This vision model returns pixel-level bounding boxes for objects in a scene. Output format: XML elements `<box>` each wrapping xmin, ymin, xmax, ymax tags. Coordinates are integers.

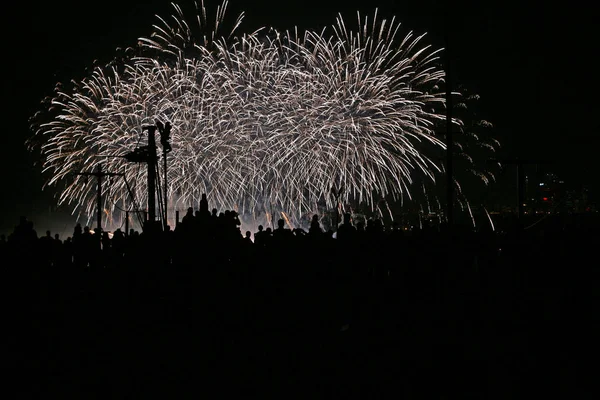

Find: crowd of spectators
<box><xmin>2</xmin><ymin>196</ymin><xmax>597</xmax><ymax>397</ymax></box>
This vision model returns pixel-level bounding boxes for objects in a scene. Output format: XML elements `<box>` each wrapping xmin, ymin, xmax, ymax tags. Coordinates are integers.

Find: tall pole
<box><xmin>163</xmin><ymin>149</ymin><xmax>168</xmax><ymax>230</ymax></box>
<box><xmin>147</xmin><ymin>126</ymin><xmax>157</xmax><ymax>224</ymax></box>
<box><xmin>156</xmin><ymin>120</ymin><xmax>172</xmax><ymax>231</ymax></box>
<box><xmin>76</xmin><ymin>165</ymin><xmax>122</xmax><ymax>233</ymax></box>
<box><xmin>96</xmin><ymin>164</ymin><xmax>103</xmax><ymax>232</ymax></box>
<box><xmin>445</xmin><ymin>19</ymin><xmax>454</xmax><ymax>227</ymax></box>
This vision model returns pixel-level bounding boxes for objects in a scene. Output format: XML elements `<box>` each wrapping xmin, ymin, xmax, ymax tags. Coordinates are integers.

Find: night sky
<box><xmin>1</xmin><ymin>0</ymin><xmax>597</xmax><ymax>235</ymax></box>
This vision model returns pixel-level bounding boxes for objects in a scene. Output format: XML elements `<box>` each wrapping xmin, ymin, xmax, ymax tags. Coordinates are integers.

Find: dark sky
<box><xmin>1</xmin><ymin>0</ymin><xmax>597</xmax><ymax>234</ymax></box>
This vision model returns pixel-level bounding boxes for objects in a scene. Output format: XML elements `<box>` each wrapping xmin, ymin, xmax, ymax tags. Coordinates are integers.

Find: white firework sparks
<box><xmin>29</xmin><ymin>1</ymin><xmax>497</xmax><ymax>229</ymax></box>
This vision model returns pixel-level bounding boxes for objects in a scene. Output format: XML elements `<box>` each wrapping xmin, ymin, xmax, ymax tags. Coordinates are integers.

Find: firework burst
<box><xmin>29</xmin><ymin>1</ymin><xmax>497</xmax><ymax>229</ymax></box>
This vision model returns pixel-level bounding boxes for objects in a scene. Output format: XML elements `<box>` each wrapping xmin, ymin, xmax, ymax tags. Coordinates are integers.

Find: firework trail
<box><xmin>29</xmin><ymin>1</ymin><xmax>498</xmax><ymax>229</ymax></box>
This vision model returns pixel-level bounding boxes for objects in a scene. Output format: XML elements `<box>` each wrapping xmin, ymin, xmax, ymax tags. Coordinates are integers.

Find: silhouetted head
<box><xmin>54</xmin><ymin>233</ymin><xmax>60</xmax><ymax>240</ymax></box>
<box><xmin>343</xmin><ymin>213</ymin><xmax>351</xmax><ymax>224</ymax></box>
<box><xmin>84</xmin><ymin>226</ymin><xmax>90</xmax><ymax>233</ymax></box>
<box><xmin>266</xmin><ymin>228</ymin><xmax>272</xmax><ymax>234</ymax></box>
<box><xmin>202</xmin><ymin>193</ymin><xmax>207</xmax><ymax>200</ymax></box>
<box><xmin>245</xmin><ymin>231</ymin><xmax>251</xmax><ymax>238</ymax></box>
<box><xmin>212</xmin><ymin>208</ymin><xmax>217</xmax><ymax>216</ymax></box>
<box><xmin>258</xmin><ymin>225</ymin><xmax>263</xmax><ymax>232</ymax></box>
<box><xmin>46</xmin><ymin>230</ymin><xmax>51</xmax><ymax>237</ymax></box>
<box><xmin>278</xmin><ymin>219</ymin><xmax>285</xmax><ymax>228</ymax></box>
<box><xmin>187</xmin><ymin>207</ymin><xmax>194</xmax><ymax>215</ymax></box>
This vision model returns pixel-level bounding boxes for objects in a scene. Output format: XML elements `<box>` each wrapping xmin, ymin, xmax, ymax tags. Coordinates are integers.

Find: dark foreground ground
<box><xmin>3</xmin><ymin>230</ymin><xmax>599</xmax><ymax>398</ymax></box>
